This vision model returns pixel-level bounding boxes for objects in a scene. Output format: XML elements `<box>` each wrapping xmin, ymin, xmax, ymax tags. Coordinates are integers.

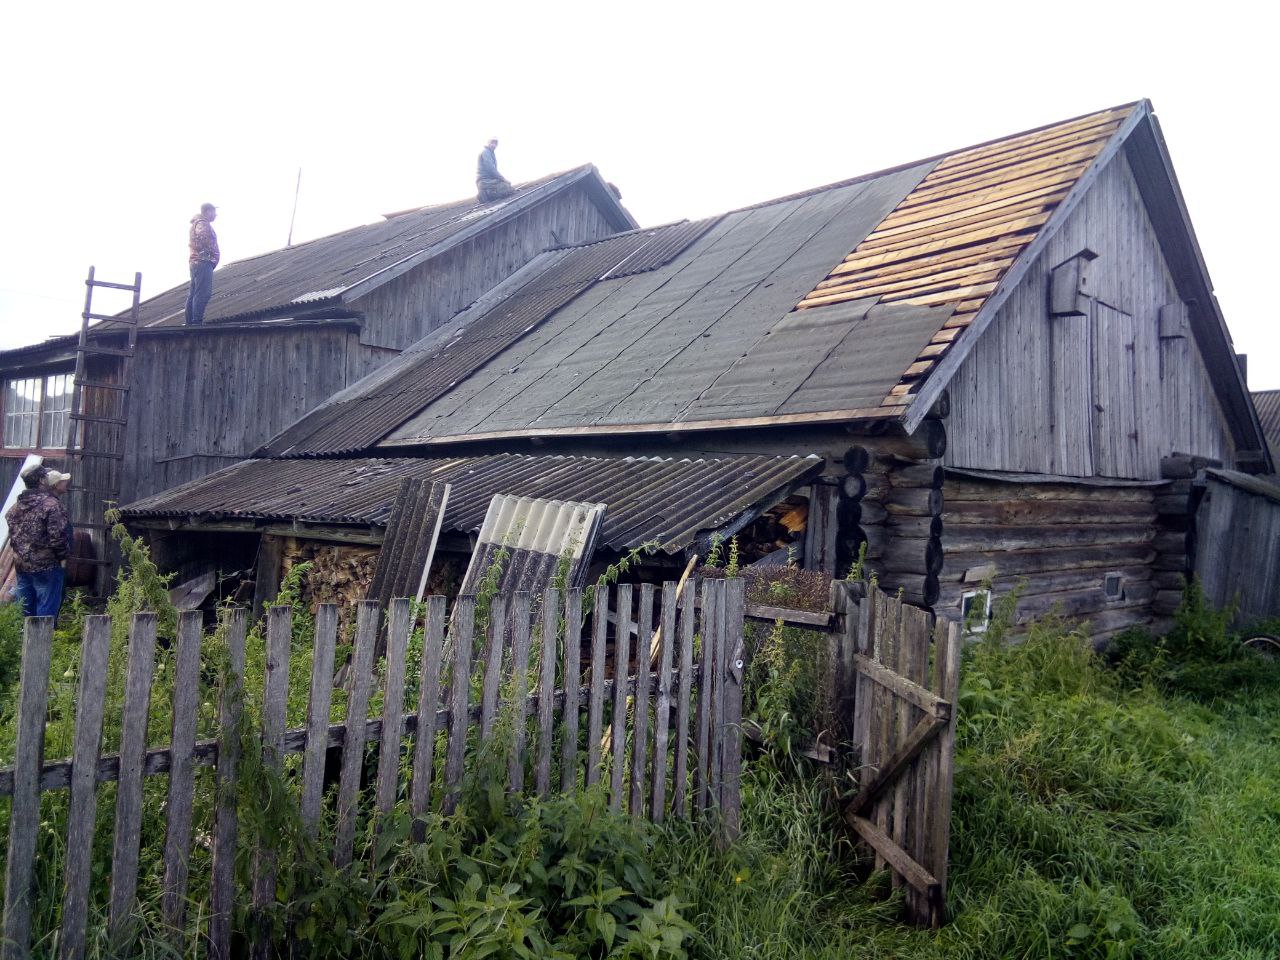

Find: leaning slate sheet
<box><xmin>458</xmin><ymin>495</ymin><xmax>606</xmax><ymax>598</ymax></box>
<box><xmin>366</xmin><ymin>478</ymin><xmax>450</xmax><ymax>607</ymax></box>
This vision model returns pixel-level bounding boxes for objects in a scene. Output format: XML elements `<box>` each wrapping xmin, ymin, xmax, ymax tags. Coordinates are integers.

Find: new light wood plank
<box><xmin>335</xmin><ymin>602</ymin><xmax>378</xmax><ymax>866</ymax></box>
<box><xmin>253</xmin><ymin>605</ymin><xmax>292</xmax><ymax>956</ymax></box>
<box><xmin>480</xmin><ymin>594</ymin><xmax>507</xmax><ymax>740</ymax></box>
<box><xmin>107</xmin><ymin>612</ymin><xmax>158</xmax><ymax>943</ymax></box>
<box><xmin>58</xmin><ymin>616</ymin><xmax>110</xmax><ymax>960</ymax></box>
<box><xmin>443</xmin><ymin>598</ymin><xmax>476</xmax><ymax>813</ymax></box>
<box><xmin>161</xmin><ymin>611</ymin><xmax>204</xmax><ymax>936</ymax></box>
<box><xmin>629</xmin><ymin>584</ymin><xmax>655</xmax><ymax>817</ymax></box>
<box><xmin>209</xmin><ymin>609</ymin><xmax>247</xmax><ymax>960</ymax></box>
<box><xmin>507</xmin><ymin>591</ymin><xmax>533</xmax><ymax>794</ymax></box>
<box><xmin>671</xmin><ymin>583</ymin><xmax>695</xmax><ymax>819</ymax></box>
<box><xmin>586</xmin><ymin>585</ymin><xmax>608</xmax><ymax>788</ymax></box>
<box><xmin>411</xmin><ymin>595</ymin><xmax>446</xmax><ymax>835</ymax></box>
<box><xmin>650</xmin><ymin>582</ymin><xmax>677</xmax><ymax>823</ymax></box>
<box><xmin>375</xmin><ymin>598</ymin><xmax>413</xmax><ymax>817</ymax></box>
<box><xmin>301</xmin><ymin>604</ymin><xmax>339</xmax><ymax>836</ymax></box>
<box><xmin>609</xmin><ymin>584</ymin><xmax>632</xmax><ymax>811</ymax></box>
<box><xmin>559</xmin><ymin>589</ymin><xmax>583</xmax><ymax>793</ymax></box>
<box><xmin>535</xmin><ymin>588</ymin><xmax>560</xmax><ymax>797</ymax></box>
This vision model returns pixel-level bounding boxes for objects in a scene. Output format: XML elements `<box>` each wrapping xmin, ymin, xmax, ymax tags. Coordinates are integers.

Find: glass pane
<box><xmin>4</xmin><ymin>378</ymin><xmax>41</xmax><ymax>449</ymax></box>
<box><xmin>41</xmin><ymin>374</ymin><xmax>72</xmax><ymax>448</ymax></box>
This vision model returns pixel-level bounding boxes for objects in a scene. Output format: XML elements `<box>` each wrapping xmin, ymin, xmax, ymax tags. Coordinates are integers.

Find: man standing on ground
<box><xmin>185</xmin><ymin>202</ymin><xmax>219</xmax><ymax>325</ymax></box>
<box><xmin>5</xmin><ymin>464</ymin><xmax>72</xmax><ymax>618</ymax></box>
<box><xmin>476</xmin><ymin>139</ymin><xmax>515</xmax><ymax>203</ymax></box>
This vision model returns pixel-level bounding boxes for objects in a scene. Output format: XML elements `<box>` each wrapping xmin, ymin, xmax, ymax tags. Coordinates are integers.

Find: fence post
<box><xmin>507</xmin><ymin>591</ymin><xmax>533</xmax><ymax>794</ymax></box>
<box><xmin>629</xmin><ymin>584</ymin><xmax>654</xmax><ymax>817</ymax></box>
<box><xmin>719</xmin><ymin>579</ymin><xmax>746</xmax><ymax>844</ymax></box>
<box><xmin>670</xmin><ymin>582</ymin><xmax>696</xmax><ymax>820</ymax></box>
<box><xmin>2</xmin><ymin>616</ymin><xmax>54</xmax><ymax>960</ymax></box>
<box><xmin>585</xmin><ymin>585</ymin><xmax>608</xmax><ymax>788</ymax></box>
<box><xmin>535</xmin><ymin>588</ymin><xmax>560</xmax><ymax>798</ymax></box>
<box><xmin>609</xmin><ymin>584</ymin><xmax>632</xmax><ymax>811</ymax></box>
<box><xmin>559</xmin><ymin>589</ymin><xmax>583</xmax><ymax>793</ymax></box>
<box><xmin>300</xmin><ymin>604</ymin><xmax>339</xmax><ymax>836</ymax></box>
<box><xmin>107</xmin><ymin>612</ymin><xmax>158</xmax><ymax>945</ymax></box>
<box><xmin>209</xmin><ymin>608</ymin><xmax>247</xmax><ymax>960</ymax></box>
<box><xmin>443</xmin><ymin>598</ymin><xmax>476</xmax><ymax>813</ymax></box>
<box><xmin>411</xmin><ymin>595</ymin><xmax>447</xmax><ymax>836</ymax></box>
<box><xmin>252</xmin><ymin>605</ymin><xmax>292</xmax><ymax>956</ymax></box>
<box><xmin>374</xmin><ymin>598</ymin><xmax>414</xmax><ymax>819</ymax></box>
<box><xmin>161</xmin><ymin>611</ymin><xmax>204</xmax><ymax>938</ymax></box>
<box><xmin>57</xmin><ymin>616</ymin><xmax>111</xmax><ymax>960</ymax></box>
<box><xmin>335</xmin><ymin>602</ymin><xmax>379</xmax><ymax>866</ymax></box>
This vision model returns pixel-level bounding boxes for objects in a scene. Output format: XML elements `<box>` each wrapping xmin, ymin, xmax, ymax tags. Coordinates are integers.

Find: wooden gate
<box><xmin>837</xmin><ymin>581</ymin><xmax>962</xmax><ymax>927</ymax></box>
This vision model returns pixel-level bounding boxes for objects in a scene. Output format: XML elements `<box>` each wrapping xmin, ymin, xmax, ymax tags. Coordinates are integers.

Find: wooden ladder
<box><xmin>65</xmin><ymin>266</ymin><xmax>142</xmax><ymax>590</ymax></box>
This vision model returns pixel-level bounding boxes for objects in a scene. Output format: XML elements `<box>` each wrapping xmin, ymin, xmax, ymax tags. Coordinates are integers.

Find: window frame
<box><xmin>2</xmin><ymin>370</ymin><xmax>76</xmax><ymax>451</ymax></box>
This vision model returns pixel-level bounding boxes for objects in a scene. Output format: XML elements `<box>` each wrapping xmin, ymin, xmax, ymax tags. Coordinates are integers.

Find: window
<box><xmin>1103</xmin><ymin>572</ymin><xmax>1125</xmax><ymax>602</ymax></box>
<box><xmin>3</xmin><ymin>373</ymin><xmax>74</xmax><ymax>449</ymax></box>
<box><xmin>961</xmin><ymin>589</ymin><xmax>992</xmax><ymax>634</ymax></box>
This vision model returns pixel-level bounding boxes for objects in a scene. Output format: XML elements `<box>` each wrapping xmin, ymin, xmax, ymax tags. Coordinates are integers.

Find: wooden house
<box><xmin>121</xmin><ymin>102</ymin><xmax>1277</xmax><ymax>636</ymax></box>
<box><xmin>1</xmin><ymin>166</ymin><xmax>634</xmax><ymax>571</ymax></box>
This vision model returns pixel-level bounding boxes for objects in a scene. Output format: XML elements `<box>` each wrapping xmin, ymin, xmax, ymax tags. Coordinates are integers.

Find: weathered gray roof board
<box><xmin>0</xmin><ymin>165</ymin><xmax>635</xmax><ymax>363</ymax></box>
<box><xmin>120</xmin><ymin>452</ymin><xmax>823</xmax><ymax>554</ymax></box>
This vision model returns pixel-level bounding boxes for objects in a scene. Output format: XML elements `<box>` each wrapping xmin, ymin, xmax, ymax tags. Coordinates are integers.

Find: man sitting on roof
<box><xmin>476</xmin><ymin>139</ymin><xmax>515</xmax><ymax>203</ymax></box>
<box><xmin>185</xmin><ymin>202</ymin><xmax>220</xmax><ymax>326</ymax></box>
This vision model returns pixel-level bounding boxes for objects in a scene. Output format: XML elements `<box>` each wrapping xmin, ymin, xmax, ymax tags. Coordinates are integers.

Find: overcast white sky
<box><xmin>2</xmin><ymin>2</ymin><xmax>1276</xmax><ymax>386</ymax></box>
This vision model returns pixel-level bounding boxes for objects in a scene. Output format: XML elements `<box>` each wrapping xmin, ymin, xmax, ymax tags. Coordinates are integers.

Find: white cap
<box><xmin>43</xmin><ymin>469</ymin><xmax>72</xmax><ymax>487</ymax></box>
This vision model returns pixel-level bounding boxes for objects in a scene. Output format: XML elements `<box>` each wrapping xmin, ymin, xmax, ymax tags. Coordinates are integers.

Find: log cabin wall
<box><xmin>938</xmin><ymin>472</ymin><xmax>1158</xmax><ymax>640</ymax></box>
<box><xmin>354</xmin><ymin>184</ymin><xmax>621</xmax><ymax>350</ymax></box>
<box><xmin>944</xmin><ymin>151</ymin><xmax>1236</xmax><ymax>479</ymax></box>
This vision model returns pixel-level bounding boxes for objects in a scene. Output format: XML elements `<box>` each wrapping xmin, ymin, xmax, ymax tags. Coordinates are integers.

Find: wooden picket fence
<box><xmin>831</xmin><ymin>580</ymin><xmax>962</xmax><ymax>928</ymax></box>
<box><xmin>0</xmin><ymin>578</ymin><xmax>746</xmax><ymax>959</ymax></box>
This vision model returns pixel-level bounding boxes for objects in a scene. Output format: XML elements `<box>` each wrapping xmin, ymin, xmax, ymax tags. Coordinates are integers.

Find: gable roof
<box><xmin>0</xmin><ymin>166</ymin><xmax>635</xmax><ymax>363</ymax></box>
<box><xmin>248</xmin><ymin>102</ymin><xmax>1264</xmax><ymax>461</ymax></box>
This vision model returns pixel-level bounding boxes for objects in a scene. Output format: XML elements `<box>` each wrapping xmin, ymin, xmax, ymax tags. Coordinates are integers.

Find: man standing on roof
<box><xmin>476</xmin><ymin>139</ymin><xmax>515</xmax><ymax>203</ymax></box>
<box><xmin>185</xmin><ymin>202</ymin><xmax>220</xmax><ymax>326</ymax></box>
<box><xmin>5</xmin><ymin>464</ymin><xmax>72</xmax><ymax>619</ymax></box>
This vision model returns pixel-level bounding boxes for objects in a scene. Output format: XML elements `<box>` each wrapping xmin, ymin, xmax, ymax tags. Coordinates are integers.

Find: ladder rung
<box><xmin>71</xmin><ymin>557</ymin><xmax>113</xmax><ymax>566</ymax></box>
<box><xmin>74</xmin><ymin>522</ymin><xmax>112</xmax><ymax>530</ymax></box>
<box><xmin>74</xmin><ymin>379</ymin><xmax>130</xmax><ymax>391</ymax></box>
<box><xmin>69</xmin><ymin>413</ymin><xmax>127</xmax><ymax>426</ymax></box>
<box><xmin>80</xmin><ymin>345</ymin><xmax>134</xmax><ymax>358</ymax></box>
<box><xmin>83</xmin><ymin>312</ymin><xmax>135</xmax><ymax>323</ymax></box>
<box><xmin>88</xmin><ymin>279</ymin><xmax>138</xmax><ymax>291</ymax></box>
<box><xmin>67</xmin><ymin>450</ymin><xmax>124</xmax><ymax>460</ymax></box>
<box><xmin>69</xmin><ymin>487</ymin><xmax>120</xmax><ymax>495</ymax></box>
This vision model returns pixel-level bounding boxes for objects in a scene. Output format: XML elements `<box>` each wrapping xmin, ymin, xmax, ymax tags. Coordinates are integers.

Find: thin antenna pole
<box><xmin>286</xmin><ymin>167</ymin><xmax>302</xmax><ymax>247</ymax></box>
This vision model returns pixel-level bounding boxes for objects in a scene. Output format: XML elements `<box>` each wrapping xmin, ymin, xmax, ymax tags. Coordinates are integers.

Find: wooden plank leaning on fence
<box><xmin>0</xmin><ymin>579</ymin><xmax>747</xmax><ymax>955</ymax></box>
<box><xmin>842</xmin><ymin>581</ymin><xmax>962</xmax><ymax>928</ymax></box>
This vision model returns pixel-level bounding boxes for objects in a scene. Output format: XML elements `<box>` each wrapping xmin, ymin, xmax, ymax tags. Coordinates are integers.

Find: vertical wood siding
<box><xmin>354</xmin><ymin>185</ymin><xmax>619</xmax><ymax>350</ymax></box>
<box><xmin>945</xmin><ymin>153</ymin><xmax>1235</xmax><ymax>479</ymax></box>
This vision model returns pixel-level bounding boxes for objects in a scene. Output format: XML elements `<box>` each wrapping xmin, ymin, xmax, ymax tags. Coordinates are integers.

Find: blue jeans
<box><xmin>15</xmin><ymin>566</ymin><xmax>65</xmax><ymax>618</ymax></box>
<box><xmin>185</xmin><ymin>260</ymin><xmax>214</xmax><ymax>325</ymax></box>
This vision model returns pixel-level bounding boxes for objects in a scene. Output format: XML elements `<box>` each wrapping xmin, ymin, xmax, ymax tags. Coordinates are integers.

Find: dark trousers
<box><xmin>15</xmin><ymin>566</ymin><xmax>65</xmax><ymax>618</ymax></box>
<box><xmin>185</xmin><ymin>260</ymin><xmax>215</xmax><ymax>325</ymax></box>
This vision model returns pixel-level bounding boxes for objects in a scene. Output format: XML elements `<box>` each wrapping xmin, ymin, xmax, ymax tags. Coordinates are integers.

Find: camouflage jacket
<box><xmin>189</xmin><ymin>215</ymin><xmax>220</xmax><ymax>266</ymax></box>
<box><xmin>4</xmin><ymin>489</ymin><xmax>70</xmax><ymax>573</ymax></box>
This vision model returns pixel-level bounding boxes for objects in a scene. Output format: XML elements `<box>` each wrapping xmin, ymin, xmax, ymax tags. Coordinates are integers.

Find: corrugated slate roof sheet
<box><xmin>458</xmin><ymin>496</ymin><xmax>605</xmax><ymax>595</ymax></box>
<box><xmin>259</xmin><ymin>220</ymin><xmax>716</xmax><ymax>456</ymax></box>
<box><xmin>1252</xmin><ymin>390</ymin><xmax>1280</xmax><ymax>463</ymax></box>
<box><xmin>254</xmin><ymin>106</ymin><xmax>1143</xmax><ymax>457</ymax></box>
<box><xmin>120</xmin><ymin>452</ymin><xmax>822</xmax><ymax>554</ymax></box>
<box><xmin>91</xmin><ymin>166</ymin><xmax>631</xmax><ymax>332</ymax></box>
